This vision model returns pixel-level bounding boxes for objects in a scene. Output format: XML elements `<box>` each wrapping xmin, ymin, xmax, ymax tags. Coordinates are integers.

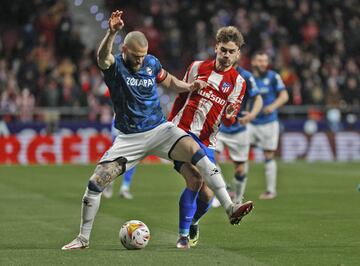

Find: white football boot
<box><xmin>61</xmin><ymin>235</ymin><xmax>89</xmax><ymax>250</ymax></box>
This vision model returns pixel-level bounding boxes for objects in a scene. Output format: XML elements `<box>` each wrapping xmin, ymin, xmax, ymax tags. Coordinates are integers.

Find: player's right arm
<box><xmin>159</xmin><ymin>72</ymin><xmax>206</xmax><ymax>93</ymax></box>
<box><xmin>97</xmin><ymin>10</ymin><xmax>124</xmax><ymax>70</ymax></box>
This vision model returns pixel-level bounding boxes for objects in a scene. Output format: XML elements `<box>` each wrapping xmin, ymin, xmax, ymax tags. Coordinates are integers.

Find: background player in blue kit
<box><xmin>249</xmin><ymin>52</ymin><xmax>289</xmax><ymax>200</ymax></box>
<box><xmin>62</xmin><ymin>10</ymin><xmax>253</xmax><ymax>251</ymax></box>
<box><xmin>214</xmin><ymin>65</ymin><xmax>263</xmax><ymax>206</ymax></box>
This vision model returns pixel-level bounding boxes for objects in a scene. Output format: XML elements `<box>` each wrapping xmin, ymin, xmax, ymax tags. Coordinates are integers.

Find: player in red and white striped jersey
<box><xmin>169</xmin><ymin>60</ymin><xmax>246</xmax><ymax>147</ymax></box>
<box><xmin>169</xmin><ymin>26</ymin><xmax>253</xmax><ymax>249</ymax></box>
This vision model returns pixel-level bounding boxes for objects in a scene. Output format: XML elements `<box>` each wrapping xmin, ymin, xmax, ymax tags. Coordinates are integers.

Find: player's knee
<box><xmin>234</xmin><ymin>163</ymin><xmax>246</xmax><ymax>176</ymax></box>
<box><xmin>191</xmin><ymin>149</ymin><xmax>206</xmax><ymax>165</ymax></box>
<box><xmin>88</xmin><ymin>157</ymin><xmax>127</xmax><ymax>192</ymax></box>
<box><xmin>264</xmin><ymin>151</ymin><xmax>275</xmax><ymax>161</ymax></box>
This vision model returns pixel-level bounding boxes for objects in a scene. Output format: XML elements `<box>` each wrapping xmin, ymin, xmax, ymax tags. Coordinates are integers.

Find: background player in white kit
<box><xmin>249</xmin><ymin>52</ymin><xmax>289</xmax><ymax>199</ymax></box>
<box><xmin>214</xmin><ymin>64</ymin><xmax>263</xmax><ymax>206</ymax></box>
<box><xmin>61</xmin><ymin>10</ymin><xmax>253</xmax><ymax>250</ymax></box>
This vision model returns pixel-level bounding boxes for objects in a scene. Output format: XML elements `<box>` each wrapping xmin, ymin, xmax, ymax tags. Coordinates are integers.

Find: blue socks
<box><xmin>179</xmin><ymin>188</ymin><xmax>213</xmax><ymax>236</ymax></box>
<box><xmin>193</xmin><ymin>197</ymin><xmax>213</xmax><ymax>224</ymax></box>
<box><xmin>179</xmin><ymin>188</ymin><xmax>199</xmax><ymax>236</ymax></box>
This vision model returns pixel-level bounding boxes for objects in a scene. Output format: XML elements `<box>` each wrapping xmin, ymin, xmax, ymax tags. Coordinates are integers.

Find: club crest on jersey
<box><xmin>146</xmin><ymin>67</ymin><xmax>153</xmax><ymax>75</ymax></box>
<box><xmin>263</xmin><ymin>78</ymin><xmax>270</xmax><ymax>85</ymax></box>
<box><xmin>221</xmin><ymin>82</ymin><xmax>231</xmax><ymax>93</ymax></box>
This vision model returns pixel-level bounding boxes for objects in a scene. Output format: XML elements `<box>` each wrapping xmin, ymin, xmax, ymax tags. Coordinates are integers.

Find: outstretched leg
<box><xmin>62</xmin><ymin>157</ymin><xmax>127</xmax><ymax>250</ymax></box>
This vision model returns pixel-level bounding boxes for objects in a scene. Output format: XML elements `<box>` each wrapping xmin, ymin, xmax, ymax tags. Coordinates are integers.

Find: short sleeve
<box><xmin>274</xmin><ymin>73</ymin><xmax>286</xmax><ymax>92</ymax></box>
<box><xmin>247</xmin><ymin>75</ymin><xmax>260</xmax><ymax>97</ymax></box>
<box><xmin>152</xmin><ymin>56</ymin><xmax>162</xmax><ymax>77</ymax></box>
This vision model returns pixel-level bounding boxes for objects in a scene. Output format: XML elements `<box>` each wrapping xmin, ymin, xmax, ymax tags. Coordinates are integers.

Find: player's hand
<box><xmin>225</xmin><ymin>101</ymin><xmax>240</xmax><ymax>119</ymax></box>
<box><xmin>189</xmin><ymin>80</ymin><xmax>208</xmax><ymax>91</ymax></box>
<box><xmin>238</xmin><ymin>111</ymin><xmax>254</xmax><ymax>125</ymax></box>
<box><xmin>263</xmin><ymin>105</ymin><xmax>274</xmax><ymax>114</ymax></box>
<box><xmin>109</xmin><ymin>10</ymin><xmax>124</xmax><ymax>33</ymax></box>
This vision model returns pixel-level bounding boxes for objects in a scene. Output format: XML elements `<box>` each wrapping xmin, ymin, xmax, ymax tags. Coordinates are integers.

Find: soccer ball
<box><xmin>119</xmin><ymin>220</ymin><xmax>150</xmax><ymax>250</ymax></box>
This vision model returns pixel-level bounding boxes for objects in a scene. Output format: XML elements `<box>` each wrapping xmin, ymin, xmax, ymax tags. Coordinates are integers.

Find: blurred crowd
<box><xmin>0</xmin><ymin>0</ymin><xmax>359</xmax><ymax>123</ymax></box>
<box><xmin>0</xmin><ymin>0</ymin><xmax>112</xmax><ymax>123</ymax></box>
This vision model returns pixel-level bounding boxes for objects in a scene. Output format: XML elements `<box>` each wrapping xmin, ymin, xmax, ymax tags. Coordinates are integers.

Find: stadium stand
<box><xmin>0</xmin><ymin>0</ymin><xmax>359</xmax><ymax>123</ymax></box>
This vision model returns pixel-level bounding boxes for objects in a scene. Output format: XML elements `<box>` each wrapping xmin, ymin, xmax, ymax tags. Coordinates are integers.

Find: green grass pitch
<box><xmin>0</xmin><ymin>162</ymin><xmax>359</xmax><ymax>265</ymax></box>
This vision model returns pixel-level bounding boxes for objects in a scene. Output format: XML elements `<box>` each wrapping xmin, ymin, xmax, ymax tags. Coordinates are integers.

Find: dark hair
<box><xmin>216</xmin><ymin>26</ymin><xmax>245</xmax><ymax>49</ymax></box>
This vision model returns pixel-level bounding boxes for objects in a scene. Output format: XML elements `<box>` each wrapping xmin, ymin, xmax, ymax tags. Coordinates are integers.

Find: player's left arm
<box><xmin>158</xmin><ymin>69</ymin><xmax>207</xmax><ymax>93</ymax></box>
<box><xmin>263</xmin><ymin>73</ymin><xmax>289</xmax><ymax>114</ymax></box>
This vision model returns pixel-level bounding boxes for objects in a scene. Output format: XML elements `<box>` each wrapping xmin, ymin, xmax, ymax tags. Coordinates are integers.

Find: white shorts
<box><xmin>216</xmin><ymin>130</ymin><xmax>250</xmax><ymax>162</ymax></box>
<box><xmin>248</xmin><ymin>120</ymin><xmax>280</xmax><ymax>151</ymax></box>
<box><xmin>99</xmin><ymin>122</ymin><xmax>188</xmax><ymax>169</ymax></box>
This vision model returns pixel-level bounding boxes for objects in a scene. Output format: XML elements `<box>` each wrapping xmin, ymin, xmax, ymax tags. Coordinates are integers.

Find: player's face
<box><xmin>253</xmin><ymin>54</ymin><xmax>269</xmax><ymax>74</ymax></box>
<box><xmin>122</xmin><ymin>44</ymin><xmax>148</xmax><ymax>72</ymax></box>
<box><xmin>215</xmin><ymin>42</ymin><xmax>240</xmax><ymax>70</ymax></box>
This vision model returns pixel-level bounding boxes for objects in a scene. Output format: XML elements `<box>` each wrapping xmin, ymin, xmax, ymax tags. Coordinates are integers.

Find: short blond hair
<box><xmin>216</xmin><ymin>26</ymin><xmax>244</xmax><ymax>49</ymax></box>
<box><xmin>124</xmin><ymin>31</ymin><xmax>148</xmax><ymax>47</ymax></box>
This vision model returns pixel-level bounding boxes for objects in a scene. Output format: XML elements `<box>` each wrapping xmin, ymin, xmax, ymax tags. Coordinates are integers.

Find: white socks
<box><xmin>194</xmin><ymin>156</ymin><xmax>233</xmax><ymax>213</ymax></box>
<box><xmin>265</xmin><ymin>159</ymin><xmax>277</xmax><ymax>194</ymax></box>
<box><xmin>79</xmin><ymin>188</ymin><xmax>101</xmax><ymax>240</ymax></box>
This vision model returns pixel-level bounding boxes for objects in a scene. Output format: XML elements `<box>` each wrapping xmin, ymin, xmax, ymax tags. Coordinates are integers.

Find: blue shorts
<box><xmin>173</xmin><ymin>132</ymin><xmax>215</xmax><ymax>172</ymax></box>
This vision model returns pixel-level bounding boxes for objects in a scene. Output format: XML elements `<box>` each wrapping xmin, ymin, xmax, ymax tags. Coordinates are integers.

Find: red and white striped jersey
<box><xmin>168</xmin><ymin>60</ymin><xmax>246</xmax><ymax>147</ymax></box>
